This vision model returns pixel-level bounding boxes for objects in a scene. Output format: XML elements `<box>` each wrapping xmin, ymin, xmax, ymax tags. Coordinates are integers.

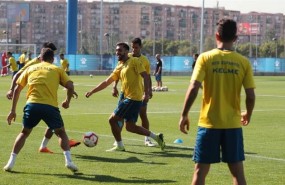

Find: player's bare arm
<box><xmin>148</xmin><ymin>74</ymin><xmax>153</xmax><ymax>99</ymax></box>
<box><xmin>241</xmin><ymin>88</ymin><xmax>255</xmax><ymax>126</ymax></box>
<box><xmin>179</xmin><ymin>80</ymin><xmax>201</xmax><ymax>134</ymax></box>
<box><xmin>6</xmin><ymin>71</ymin><xmax>22</xmax><ymax>100</ymax></box>
<box><xmin>140</xmin><ymin>71</ymin><xmax>150</xmax><ymax>102</ymax></box>
<box><xmin>112</xmin><ymin>80</ymin><xmax>119</xmax><ymax>97</ymax></box>
<box><xmin>62</xmin><ymin>81</ymin><xmax>75</xmax><ymax>109</ymax></box>
<box><xmin>85</xmin><ymin>76</ymin><xmax>114</xmax><ymax>98</ymax></box>
<box><xmin>7</xmin><ymin>84</ymin><xmax>24</xmax><ymax>125</ymax></box>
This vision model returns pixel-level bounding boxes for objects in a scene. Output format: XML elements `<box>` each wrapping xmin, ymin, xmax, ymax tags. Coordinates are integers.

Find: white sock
<box><xmin>63</xmin><ymin>150</ymin><xmax>72</xmax><ymax>163</ymax></box>
<box><xmin>40</xmin><ymin>137</ymin><xmax>50</xmax><ymax>149</ymax></box>
<box><xmin>149</xmin><ymin>132</ymin><xmax>157</xmax><ymax>140</ymax></box>
<box><xmin>145</xmin><ymin>136</ymin><xmax>150</xmax><ymax>141</ymax></box>
<box><xmin>7</xmin><ymin>153</ymin><xmax>17</xmax><ymax>166</ymax></box>
<box><xmin>116</xmin><ymin>141</ymin><xmax>124</xmax><ymax>147</ymax></box>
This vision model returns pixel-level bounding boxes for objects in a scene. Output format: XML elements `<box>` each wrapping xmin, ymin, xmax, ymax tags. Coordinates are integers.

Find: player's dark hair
<box><xmin>41</xmin><ymin>48</ymin><xmax>54</xmax><ymax>62</ymax></box>
<box><xmin>60</xmin><ymin>53</ymin><xmax>64</xmax><ymax>57</ymax></box>
<box><xmin>216</xmin><ymin>18</ymin><xmax>237</xmax><ymax>42</ymax></box>
<box><xmin>116</xmin><ymin>42</ymin><xmax>129</xmax><ymax>51</ymax></box>
<box><xmin>7</xmin><ymin>51</ymin><xmax>12</xmax><ymax>55</ymax></box>
<box><xmin>132</xmin><ymin>37</ymin><xmax>142</xmax><ymax>46</ymax></box>
<box><xmin>194</xmin><ymin>53</ymin><xmax>199</xmax><ymax>58</ymax></box>
<box><xmin>42</xmin><ymin>42</ymin><xmax>57</xmax><ymax>51</ymax></box>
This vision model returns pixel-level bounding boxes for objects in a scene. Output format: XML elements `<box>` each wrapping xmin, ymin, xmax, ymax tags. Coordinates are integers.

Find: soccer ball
<box><xmin>83</xmin><ymin>132</ymin><xmax>98</xmax><ymax>147</ymax></box>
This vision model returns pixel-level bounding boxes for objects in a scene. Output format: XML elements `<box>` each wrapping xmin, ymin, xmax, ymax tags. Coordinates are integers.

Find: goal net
<box><xmin>0</xmin><ymin>43</ymin><xmax>37</xmax><ymax>58</ymax></box>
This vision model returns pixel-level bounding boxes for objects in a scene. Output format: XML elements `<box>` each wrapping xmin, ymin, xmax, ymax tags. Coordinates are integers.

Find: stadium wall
<box><xmin>7</xmin><ymin>54</ymin><xmax>285</xmax><ymax>76</ymax></box>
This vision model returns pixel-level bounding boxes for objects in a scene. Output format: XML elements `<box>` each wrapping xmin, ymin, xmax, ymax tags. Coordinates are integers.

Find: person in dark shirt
<box><xmin>153</xmin><ymin>54</ymin><xmax>162</xmax><ymax>87</ymax></box>
<box><xmin>192</xmin><ymin>53</ymin><xmax>199</xmax><ymax>70</ymax></box>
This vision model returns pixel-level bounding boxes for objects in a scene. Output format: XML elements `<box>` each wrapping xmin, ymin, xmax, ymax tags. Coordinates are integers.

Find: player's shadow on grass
<box><xmin>73</xmin><ymin>154</ymin><xmax>166</xmax><ymax>165</ymax></box>
<box><xmin>8</xmin><ymin>171</ymin><xmax>176</xmax><ymax>184</ymax></box>
<box><xmin>64</xmin><ymin>174</ymin><xmax>176</xmax><ymax>184</ymax></box>
<box><xmin>125</xmin><ymin>144</ymin><xmax>194</xmax><ymax>158</ymax></box>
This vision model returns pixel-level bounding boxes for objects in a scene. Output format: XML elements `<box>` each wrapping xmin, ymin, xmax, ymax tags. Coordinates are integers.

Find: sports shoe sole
<box><xmin>106</xmin><ymin>146</ymin><xmax>126</xmax><ymax>152</ymax></box>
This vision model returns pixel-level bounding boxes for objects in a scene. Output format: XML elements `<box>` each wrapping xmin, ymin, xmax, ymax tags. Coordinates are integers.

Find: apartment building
<box><xmin>0</xmin><ymin>0</ymin><xmax>284</xmax><ymax>54</ymax></box>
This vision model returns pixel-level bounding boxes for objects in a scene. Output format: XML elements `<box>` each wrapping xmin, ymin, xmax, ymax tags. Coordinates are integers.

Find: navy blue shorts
<box><xmin>12</xmin><ymin>71</ymin><xmax>18</xmax><ymax>78</ymax></box>
<box><xmin>142</xmin><ymin>101</ymin><xmax>148</xmax><ymax>107</ymax></box>
<box><xmin>114</xmin><ymin>97</ymin><xmax>142</xmax><ymax>123</ymax></box>
<box><xmin>155</xmin><ymin>74</ymin><xmax>161</xmax><ymax>81</ymax></box>
<box><xmin>23</xmin><ymin>103</ymin><xmax>64</xmax><ymax>130</ymax></box>
<box><xmin>193</xmin><ymin>127</ymin><xmax>245</xmax><ymax>163</ymax></box>
<box><xmin>119</xmin><ymin>92</ymin><xmax>147</xmax><ymax>107</ymax></box>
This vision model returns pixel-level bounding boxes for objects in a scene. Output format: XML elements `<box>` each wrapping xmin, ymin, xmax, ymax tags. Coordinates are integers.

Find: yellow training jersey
<box><xmin>60</xmin><ymin>59</ymin><xmax>70</xmax><ymax>72</ymax></box>
<box><xmin>128</xmin><ymin>53</ymin><xmax>151</xmax><ymax>92</ymax></box>
<box><xmin>8</xmin><ymin>57</ymin><xmax>18</xmax><ymax>72</ymax></box>
<box><xmin>18</xmin><ymin>57</ymin><xmax>41</xmax><ymax>73</ymax></box>
<box><xmin>191</xmin><ymin>48</ymin><xmax>255</xmax><ymax>129</ymax></box>
<box><xmin>25</xmin><ymin>58</ymin><xmax>32</xmax><ymax>65</ymax></box>
<box><xmin>128</xmin><ymin>53</ymin><xmax>151</xmax><ymax>74</ymax></box>
<box><xmin>111</xmin><ymin>57</ymin><xmax>146</xmax><ymax>101</ymax></box>
<box><xmin>17</xmin><ymin>62</ymin><xmax>71</xmax><ymax>108</ymax></box>
<box><xmin>18</xmin><ymin>53</ymin><xmax>26</xmax><ymax>64</ymax></box>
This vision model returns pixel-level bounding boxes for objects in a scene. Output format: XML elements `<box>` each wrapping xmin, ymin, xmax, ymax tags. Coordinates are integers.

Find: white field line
<box><xmin>1</xmin><ymin>120</ymin><xmax>284</xmax><ymax>163</ymax></box>
<box><xmin>1</xmin><ymin>109</ymin><xmax>285</xmax><ymax>117</ymax></box>
<box><xmin>0</xmin><ymin>109</ymin><xmax>285</xmax><ymax>118</ymax></box>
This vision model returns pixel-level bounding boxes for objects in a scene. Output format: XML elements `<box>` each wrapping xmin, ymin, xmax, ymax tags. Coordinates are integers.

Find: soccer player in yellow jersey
<box><xmin>86</xmin><ymin>42</ymin><xmax>165</xmax><ymax>152</ymax></box>
<box><xmin>179</xmin><ymin>18</ymin><xmax>255</xmax><ymax>185</ymax></box>
<box><xmin>112</xmin><ymin>37</ymin><xmax>155</xmax><ymax>146</ymax></box>
<box><xmin>18</xmin><ymin>51</ymin><xmax>27</xmax><ymax>69</ymax></box>
<box><xmin>6</xmin><ymin>42</ymin><xmax>57</xmax><ymax>100</ymax></box>
<box><xmin>4</xmin><ymin>48</ymin><xmax>78</xmax><ymax>172</ymax></box>
<box><xmin>60</xmin><ymin>53</ymin><xmax>70</xmax><ymax>75</ymax></box>
<box><xmin>2</xmin><ymin>52</ymin><xmax>18</xmax><ymax>77</ymax></box>
<box><xmin>25</xmin><ymin>52</ymin><xmax>32</xmax><ymax>65</ymax></box>
<box><xmin>5</xmin><ymin>42</ymin><xmax>80</xmax><ymax>153</ymax></box>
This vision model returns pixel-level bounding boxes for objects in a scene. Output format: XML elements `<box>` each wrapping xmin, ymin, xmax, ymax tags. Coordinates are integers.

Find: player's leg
<box><xmin>39</xmin><ymin>127</ymin><xmax>54</xmax><ymax>153</ymax></box>
<box><xmin>39</xmin><ymin>129</ymin><xmax>80</xmax><ymax>153</ymax></box>
<box><xmin>107</xmin><ymin>114</ymin><xmax>125</xmax><ymax>151</ymax></box>
<box><xmin>125</xmin><ymin>121</ymin><xmax>165</xmax><ymax>150</ymax></box>
<box><xmin>107</xmin><ymin>93</ymin><xmax>128</xmax><ymax>151</ymax></box>
<box><xmin>191</xmin><ymin>163</ymin><xmax>211</xmax><ymax>185</ymax></box>
<box><xmin>43</xmin><ymin>105</ymin><xmax>78</xmax><ymax>172</ymax></box>
<box><xmin>228</xmin><ymin>162</ymin><xmax>246</xmax><ymax>185</ymax></box>
<box><xmin>3</xmin><ymin>128</ymin><xmax>33</xmax><ymax>171</ymax></box>
<box><xmin>222</xmin><ymin>128</ymin><xmax>246</xmax><ymax>185</ymax></box>
<box><xmin>155</xmin><ymin>74</ymin><xmax>159</xmax><ymax>87</ymax></box>
<box><xmin>54</xmin><ymin>127</ymin><xmax>77</xmax><ymax>172</ymax></box>
<box><xmin>191</xmin><ymin>127</ymin><xmax>222</xmax><ymax>184</ymax></box>
<box><xmin>112</xmin><ymin>92</ymin><xmax>125</xmax><ymax>146</ymax></box>
<box><xmin>158</xmin><ymin>74</ymin><xmax>162</xmax><ymax>87</ymax></box>
<box><xmin>124</xmin><ymin>99</ymin><xmax>165</xmax><ymax>150</ymax></box>
<box><xmin>139</xmin><ymin>103</ymin><xmax>155</xmax><ymax>146</ymax></box>
<box><xmin>4</xmin><ymin>103</ymin><xmax>39</xmax><ymax>171</ymax></box>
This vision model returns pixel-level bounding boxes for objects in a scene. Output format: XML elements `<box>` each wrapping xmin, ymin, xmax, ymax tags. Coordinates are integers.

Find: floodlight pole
<box><xmin>100</xmin><ymin>0</ymin><xmax>103</xmax><ymax>70</ymax></box>
<box><xmin>199</xmin><ymin>0</ymin><xmax>204</xmax><ymax>54</ymax></box>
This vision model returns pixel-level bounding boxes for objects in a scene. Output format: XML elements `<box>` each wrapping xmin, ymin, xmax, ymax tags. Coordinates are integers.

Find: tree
<box><xmin>204</xmin><ymin>37</ymin><xmax>215</xmax><ymax>51</ymax></box>
<box><xmin>259</xmin><ymin>41</ymin><xmax>275</xmax><ymax>57</ymax></box>
<box><xmin>264</xmin><ymin>30</ymin><xmax>276</xmax><ymax>42</ymax></box>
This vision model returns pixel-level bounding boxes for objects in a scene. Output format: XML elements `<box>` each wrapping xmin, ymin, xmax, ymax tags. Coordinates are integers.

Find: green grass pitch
<box><xmin>0</xmin><ymin>75</ymin><xmax>284</xmax><ymax>185</ymax></box>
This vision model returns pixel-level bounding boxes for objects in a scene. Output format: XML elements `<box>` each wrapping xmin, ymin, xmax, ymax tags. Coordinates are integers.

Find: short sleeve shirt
<box><xmin>191</xmin><ymin>48</ymin><xmax>255</xmax><ymax>129</ymax></box>
<box><xmin>110</xmin><ymin>57</ymin><xmax>146</xmax><ymax>101</ymax></box>
<box><xmin>17</xmin><ymin>62</ymin><xmax>71</xmax><ymax>108</ymax></box>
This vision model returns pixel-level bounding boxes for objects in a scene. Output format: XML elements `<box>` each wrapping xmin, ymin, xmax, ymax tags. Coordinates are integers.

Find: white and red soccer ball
<box><xmin>83</xmin><ymin>132</ymin><xmax>98</xmax><ymax>147</ymax></box>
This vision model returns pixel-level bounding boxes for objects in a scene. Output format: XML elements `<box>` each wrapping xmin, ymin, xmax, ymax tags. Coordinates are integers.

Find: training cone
<box><xmin>174</xmin><ymin>138</ymin><xmax>183</xmax><ymax>144</ymax></box>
